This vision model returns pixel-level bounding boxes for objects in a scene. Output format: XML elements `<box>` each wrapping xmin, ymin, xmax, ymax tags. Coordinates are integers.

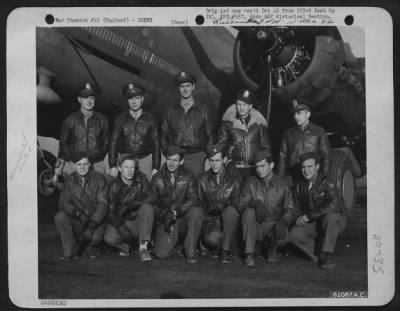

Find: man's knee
<box><xmin>104</xmin><ymin>226</ymin><xmax>120</xmax><ymax>246</ymax></box>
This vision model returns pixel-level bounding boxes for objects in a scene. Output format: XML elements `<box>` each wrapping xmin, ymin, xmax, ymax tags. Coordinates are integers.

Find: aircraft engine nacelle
<box><xmin>233</xmin><ymin>26</ymin><xmax>344</xmax><ymax>108</ymax></box>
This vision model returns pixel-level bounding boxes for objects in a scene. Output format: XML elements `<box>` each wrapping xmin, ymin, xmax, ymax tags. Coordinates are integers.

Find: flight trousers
<box><xmin>288</xmin><ymin>212</ymin><xmax>347</xmax><ymax>258</ymax></box>
<box><xmin>54</xmin><ymin>211</ymin><xmax>107</xmax><ymax>257</ymax></box>
<box><xmin>104</xmin><ymin>203</ymin><xmax>154</xmax><ymax>253</ymax></box>
<box><xmin>153</xmin><ymin>206</ymin><xmax>204</xmax><ymax>259</ymax></box>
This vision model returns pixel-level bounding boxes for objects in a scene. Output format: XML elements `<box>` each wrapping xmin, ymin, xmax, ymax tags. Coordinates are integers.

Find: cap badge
<box><xmin>213</xmin><ymin>148</ymin><xmax>217</xmax><ymax>153</ymax></box>
<box><xmin>293</xmin><ymin>99</ymin><xmax>298</xmax><ymax>107</ymax></box>
<box><xmin>128</xmin><ymin>83</ymin><xmax>134</xmax><ymax>89</ymax></box>
<box><xmin>85</xmin><ymin>83</ymin><xmax>91</xmax><ymax>90</ymax></box>
<box><xmin>244</xmin><ymin>90</ymin><xmax>249</xmax><ymax>97</ymax></box>
<box><xmin>180</xmin><ymin>72</ymin><xmax>186</xmax><ymax>77</ymax></box>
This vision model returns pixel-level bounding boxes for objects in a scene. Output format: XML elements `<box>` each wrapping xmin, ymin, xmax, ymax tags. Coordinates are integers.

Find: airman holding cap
<box><xmin>237</xmin><ymin>149</ymin><xmax>298</xmax><ymax>267</ymax></box>
<box><xmin>104</xmin><ymin>154</ymin><xmax>155</xmax><ymax>262</ymax></box>
<box><xmin>160</xmin><ymin>71</ymin><xmax>214</xmax><ymax>177</ymax></box>
<box><xmin>151</xmin><ymin>145</ymin><xmax>204</xmax><ymax>264</ymax></box>
<box><xmin>277</xmin><ymin>98</ymin><xmax>330</xmax><ymax>181</ymax></box>
<box><xmin>217</xmin><ymin>89</ymin><xmax>271</xmax><ymax>179</ymax></box>
<box><xmin>56</xmin><ymin>82</ymin><xmax>110</xmax><ymax>177</ymax></box>
<box><xmin>55</xmin><ymin>152</ymin><xmax>109</xmax><ymax>260</ymax></box>
<box><xmin>196</xmin><ymin>144</ymin><xmax>242</xmax><ymax>263</ymax></box>
<box><xmin>109</xmin><ymin>82</ymin><xmax>160</xmax><ymax>181</ymax></box>
<box><xmin>288</xmin><ymin>152</ymin><xmax>348</xmax><ymax>269</ymax></box>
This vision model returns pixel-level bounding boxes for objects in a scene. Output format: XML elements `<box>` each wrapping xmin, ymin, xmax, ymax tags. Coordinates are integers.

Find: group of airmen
<box><xmin>52</xmin><ymin>71</ymin><xmax>348</xmax><ymax>269</ymax></box>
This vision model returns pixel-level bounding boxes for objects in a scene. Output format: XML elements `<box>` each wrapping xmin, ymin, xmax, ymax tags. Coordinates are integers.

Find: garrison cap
<box><xmin>291</xmin><ymin>98</ymin><xmax>312</xmax><ymax>112</ymax></box>
<box><xmin>117</xmin><ymin>153</ymin><xmax>136</xmax><ymax>167</ymax></box>
<box><xmin>299</xmin><ymin>152</ymin><xmax>320</xmax><ymax>164</ymax></box>
<box><xmin>206</xmin><ymin>143</ymin><xmax>224</xmax><ymax>158</ymax></box>
<box><xmin>123</xmin><ymin>82</ymin><xmax>145</xmax><ymax>98</ymax></box>
<box><xmin>77</xmin><ymin>82</ymin><xmax>97</xmax><ymax>98</ymax></box>
<box><xmin>254</xmin><ymin>149</ymin><xmax>273</xmax><ymax>164</ymax></box>
<box><xmin>71</xmin><ymin>151</ymin><xmax>90</xmax><ymax>163</ymax></box>
<box><xmin>236</xmin><ymin>89</ymin><xmax>256</xmax><ymax>106</ymax></box>
<box><xmin>175</xmin><ymin>71</ymin><xmax>196</xmax><ymax>86</ymax></box>
<box><xmin>165</xmin><ymin>145</ymin><xmax>184</xmax><ymax>158</ymax></box>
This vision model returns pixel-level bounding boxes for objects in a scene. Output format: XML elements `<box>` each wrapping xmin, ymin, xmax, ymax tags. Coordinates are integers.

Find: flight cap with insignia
<box><xmin>71</xmin><ymin>151</ymin><xmax>90</xmax><ymax>164</ymax></box>
<box><xmin>299</xmin><ymin>152</ymin><xmax>320</xmax><ymax>164</ymax></box>
<box><xmin>165</xmin><ymin>145</ymin><xmax>184</xmax><ymax>158</ymax></box>
<box><xmin>77</xmin><ymin>82</ymin><xmax>97</xmax><ymax>98</ymax></box>
<box><xmin>123</xmin><ymin>82</ymin><xmax>145</xmax><ymax>98</ymax></box>
<box><xmin>175</xmin><ymin>71</ymin><xmax>196</xmax><ymax>86</ymax></box>
<box><xmin>206</xmin><ymin>143</ymin><xmax>224</xmax><ymax>158</ymax></box>
<box><xmin>236</xmin><ymin>89</ymin><xmax>256</xmax><ymax>106</ymax></box>
<box><xmin>291</xmin><ymin>98</ymin><xmax>312</xmax><ymax>112</ymax></box>
<box><xmin>254</xmin><ymin>149</ymin><xmax>273</xmax><ymax>164</ymax></box>
<box><xmin>117</xmin><ymin>153</ymin><xmax>137</xmax><ymax>167</ymax></box>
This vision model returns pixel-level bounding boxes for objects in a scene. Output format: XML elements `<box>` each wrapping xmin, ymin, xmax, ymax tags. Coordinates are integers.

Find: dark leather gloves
<box><xmin>82</xmin><ymin>228</ymin><xmax>94</xmax><ymax>243</ymax></box>
<box><xmin>118</xmin><ymin>225</ymin><xmax>132</xmax><ymax>243</ymax></box>
<box><xmin>253</xmin><ymin>200</ymin><xmax>267</xmax><ymax>223</ymax></box>
<box><xmin>273</xmin><ymin>220</ymin><xmax>289</xmax><ymax>241</ymax></box>
<box><xmin>109</xmin><ymin>215</ymin><xmax>124</xmax><ymax>228</ymax></box>
<box><xmin>79</xmin><ymin>213</ymin><xmax>90</xmax><ymax>227</ymax></box>
<box><xmin>163</xmin><ymin>210</ymin><xmax>176</xmax><ymax>233</ymax></box>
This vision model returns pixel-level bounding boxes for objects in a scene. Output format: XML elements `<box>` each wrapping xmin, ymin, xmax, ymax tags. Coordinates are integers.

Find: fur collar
<box><xmin>222</xmin><ymin>104</ymin><xmax>267</xmax><ymax>130</ymax></box>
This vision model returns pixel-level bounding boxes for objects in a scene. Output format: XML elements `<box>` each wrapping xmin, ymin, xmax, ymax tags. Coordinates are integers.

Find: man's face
<box><xmin>301</xmin><ymin>158</ymin><xmax>319</xmax><ymax>181</ymax></box>
<box><xmin>209</xmin><ymin>152</ymin><xmax>225</xmax><ymax>174</ymax></box>
<box><xmin>119</xmin><ymin>159</ymin><xmax>136</xmax><ymax>181</ymax></box>
<box><xmin>74</xmin><ymin>157</ymin><xmax>91</xmax><ymax>177</ymax></box>
<box><xmin>293</xmin><ymin>110</ymin><xmax>310</xmax><ymax>127</ymax></box>
<box><xmin>166</xmin><ymin>154</ymin><xmax>183</xmax><ymax>173</ymax></box>
<box><xmin>128</xmin><ymin>95</ymin><xmax>144</xmax><ymax>112</ymax></box>
<box><xmin>78</xmin><ymin>96</ymin><xmax>95</xmax><ymax>111</ymax></box>
<box><xmin>179</xmin><ymin>82</ymin><xmax>195</xmax><ymax>99</ymax></box>
<box><xmin>236</xmin><ymin>100</ymin><xmax>252</xmax><ymax>118</ymax></box>
<box><xmin>255</xmin><ymin>159</ymin><xmax>274</xmax><ymax>179</ymax></box>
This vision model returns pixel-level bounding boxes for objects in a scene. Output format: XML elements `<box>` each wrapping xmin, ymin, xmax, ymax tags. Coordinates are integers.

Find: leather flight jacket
<box><xmin>108</xmin><ymin>171</ymin><xmax>155</xmax><ymax>224</ymax></box>
<box><xmin>217</xmin><ymin>105</ymin><xmax>271</xmax><ymax>167</ymax></box>
<box><xmin>151</xmin><ymin>164</ymin><xmax>198</xmax><ymax>219</ymax></box>
<box><xmin>293</xmin><ymin>173</ymin><xmax>349</xmax><ymax>220</ymax></box>
<box><xmin>278</xmin><ymin>122</ymin><xmax>330</xmax><ymax>177</ymax></box>
<box><xmin>237</xmin><ymin>174</ymin><xmax>298</xmax><ymax>225</ymax></box>
<box><xmin>109</xmin><ymin>111</ymin><xmax>161</xmax><ymax>169</ymax></box>
<box><xmin>58</xmin><ymin>169</ymin><xmax>109</xmax><ymax>227</ymax></box>
<box><xmin>197</xmin><ymin>168</ymin><xmax>242</xmax><ymax>216</ymax></box>
<box><xmin>160</xmin><ymin>102</ymin><xmax>214</xmax><ymax>154</ymax></box>
<box><xmin>59</xmin><ymin>111</ymin><xmax>109</xmax><ymax>162</ymax></box>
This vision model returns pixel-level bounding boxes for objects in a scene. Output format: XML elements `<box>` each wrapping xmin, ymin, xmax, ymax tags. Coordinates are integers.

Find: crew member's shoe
<box><xmin>267</xmin><ymin>244</ymin><xmax>279</xmax><ymax>263</ymax></box>
<box><xmin>139</xmin><ymin>248</ymin><xmax>152</xmax><ymax>262</ymax></box>
<box><xmin>186</xmin><ymin>256</ymin><xmax>198</xmax><ymax>264</ymax></box>
<box><xmin>220</xmin><ymin>250</ymin><xmax>232</xmax><ymax>264</ymax></box>
<box><xmin>319</xmin><ymin>252</ymin><xmax>336</xmax><ymax>269</ymax></box>
<box><xmin>244</xmin><ymin>254</ymin><xmax>255</xmax><ymax>267</ymax></box>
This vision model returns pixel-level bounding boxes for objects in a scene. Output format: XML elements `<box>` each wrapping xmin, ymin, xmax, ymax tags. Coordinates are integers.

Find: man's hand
<box><xmin>110</xmin><ymin>167</ymin><xmax>119</xmax><ymax>178</ymax></box>
<box><xmin>273</xmin><ymin>221</ymin><xmax>288</xmax><ymax>241</ymax></box>
<box><xmin>296</xmin><ymin>214</ymin><xmax>310</xmax><ymax>226</ymax></box>
<box><xmin>253</xmin><ymin>200</ymin><xmax>267</xmax><ymax>223</ymax></box>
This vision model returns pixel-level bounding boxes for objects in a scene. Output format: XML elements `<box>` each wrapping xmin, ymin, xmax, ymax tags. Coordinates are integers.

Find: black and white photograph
<box><xmin>6</xmin><ymin>6</ymin><xmax>394</xmax><ymax>308</ymax></box>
